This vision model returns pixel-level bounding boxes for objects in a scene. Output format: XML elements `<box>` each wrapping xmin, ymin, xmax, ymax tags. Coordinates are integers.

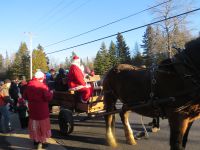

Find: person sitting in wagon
<box><xmin>67</xmin><ymin>55</ymin><xmax>93</xmax><ymax>103</ymax></box>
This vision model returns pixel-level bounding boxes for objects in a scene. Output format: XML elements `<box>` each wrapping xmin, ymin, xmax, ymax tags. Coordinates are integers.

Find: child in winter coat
<box><xmin>17</xmin><ymin>97</ymin><xmax>29</xmax><ymax>129</ymax></box>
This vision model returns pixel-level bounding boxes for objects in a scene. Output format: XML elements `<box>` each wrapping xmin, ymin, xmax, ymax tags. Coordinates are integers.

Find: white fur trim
<box><xmin>69</xmin><ymin>85</ymin><xmax>86</xmax><ymax>91</ymax></box>
<box><xmin>72</xmin><ymin>58</ymin><xmax>80</xmax><ymax>66</ymax></box>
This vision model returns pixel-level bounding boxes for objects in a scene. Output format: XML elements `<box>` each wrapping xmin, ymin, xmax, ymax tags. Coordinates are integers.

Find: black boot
<box><xmin>33</xmin><ymin>141</ymin><xmax>39</xmax><ymax>145</ymax></box>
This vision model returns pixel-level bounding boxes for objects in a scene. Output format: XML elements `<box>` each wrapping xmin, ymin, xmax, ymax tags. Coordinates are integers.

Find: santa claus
<box><xmin>67</xmin><ymin>55</ymin><xmax>93</xmax><ymax>103</ymax></box>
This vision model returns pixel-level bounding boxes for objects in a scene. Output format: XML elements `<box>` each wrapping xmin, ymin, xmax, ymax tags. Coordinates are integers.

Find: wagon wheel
<box><xmin>58</xmin><ymin>109</ymin><xmax>74</xmax><ymax>135</ymax></box>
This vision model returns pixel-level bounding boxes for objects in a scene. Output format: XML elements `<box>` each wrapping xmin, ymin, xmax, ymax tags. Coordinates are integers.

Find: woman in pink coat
<box><xmin>23</xmin><ymin>70</ymin><xmax>53</xmax><ymax>149</ymax></box>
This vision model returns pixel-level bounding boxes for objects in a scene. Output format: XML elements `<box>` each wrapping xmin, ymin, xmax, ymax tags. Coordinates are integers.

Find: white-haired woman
<box><xmin>23</xmin><ymin>70</ymin><xmax>53</xmax><ymax>149</ymax></box>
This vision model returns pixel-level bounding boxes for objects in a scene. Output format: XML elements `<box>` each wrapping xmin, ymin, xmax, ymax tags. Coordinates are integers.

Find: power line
<box><xmin>47</xmin><ymin>0</ymin><xmax>91</xmax><ymax>29</ymax></box>
<box><xmin>44</xmin><ymin>0</ymin><xmax>171</xmax><ymax>48</ymax></box>
<box><xmin>46</xmin><ymin>7</ymin><xmax>200</xmax><ymax>55</ymax></box>
<box><xmin>36</xmin><ymin>0</ymin><xmax>65</xmax><ymax>22</ymax></box>
<box><xmin>36</xmin><ymin>0</ymin><xmax>91</xmax><ymax>34</ymax></box>
<box><xmin>34</xmin><ymin>0</ymin><xmax>77</xmax><ymax>31</ymax></box>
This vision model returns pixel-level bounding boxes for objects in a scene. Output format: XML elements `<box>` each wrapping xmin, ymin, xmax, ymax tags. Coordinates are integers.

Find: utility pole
<box><xmin>24</xmin><ymin>32</ymin><xmax>33</xmax><ymax>79</ymax></box>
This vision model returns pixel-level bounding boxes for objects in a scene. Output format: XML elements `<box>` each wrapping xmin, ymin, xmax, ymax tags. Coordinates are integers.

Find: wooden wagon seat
<box><xmin>68</xmin><ymin>75</ymin><xmax>103</xmax><ymax>92</ymax></box>
<box><xmin>85</xmin><ymin>75</ymin><xmax>103</xmax><ymax>91</ymax></box>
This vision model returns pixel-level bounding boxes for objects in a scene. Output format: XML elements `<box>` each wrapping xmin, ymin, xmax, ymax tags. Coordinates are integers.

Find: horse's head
<box><xmin>184</xmin><ymin>37</ymin><xmax>200</xmax><ymax>69</ymax></box>
<box><xmin>172</xmin><ymin>37</ymin><xmax>200</xmax><ymax>80</ymax></box>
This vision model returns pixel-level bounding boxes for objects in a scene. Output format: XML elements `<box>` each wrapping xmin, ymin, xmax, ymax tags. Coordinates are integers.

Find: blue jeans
<box><xmin>0</xmin><ymin>105</ymin><xmax>11</xmax><ymax>132</ymax></box>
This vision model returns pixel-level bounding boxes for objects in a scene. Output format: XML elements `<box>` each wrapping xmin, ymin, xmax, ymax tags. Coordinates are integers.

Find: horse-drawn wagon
<box><xmin>50</xmin><ymin>75</ymin><xmax>105</xmax><ymax>135</ymax></box>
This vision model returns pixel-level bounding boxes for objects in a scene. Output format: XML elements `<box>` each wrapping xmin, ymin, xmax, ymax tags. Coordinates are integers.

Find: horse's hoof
<box><xmin>108</xmin><ymin>141</ymin><xmax>118</xmax><ymax>148</ymax></box>
<box><xmin>151</xmin><ymin>127</ymin><xmax>160</xmax><ymax>133</ymax></box>
<box><xmin>127</xmin><ymin>139</ymin><xmax>137</xmax><ymax>145</ymax></box>
<box><xmin>107</xmin><ymin>138</ymin><xmax>118</xmax><ymax>148</ymax></box>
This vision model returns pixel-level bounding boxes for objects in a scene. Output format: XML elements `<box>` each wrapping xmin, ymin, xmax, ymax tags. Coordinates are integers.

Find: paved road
<box><xmin>0</xmin><ymin>112</ymin><xmax>66</xmax><ymax>150</ymax></box>
<box><xmin>50</xmin><ymin>111</ymin><xmax>200</xmax><ymax>150</ymax></box>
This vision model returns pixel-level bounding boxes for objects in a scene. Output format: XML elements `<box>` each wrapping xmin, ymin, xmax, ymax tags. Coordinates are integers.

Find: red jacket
<box><xmin>23</xmin><ymin>79</ymin><xmax>52</xmax><ymax>120</ymax></box>
<box><xmin>68</xmin><ymin>64</ymin><xmax>86</xmax><ymax>91</ymax></box>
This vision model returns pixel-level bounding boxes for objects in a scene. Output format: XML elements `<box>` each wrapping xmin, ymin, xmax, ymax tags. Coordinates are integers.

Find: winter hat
<box><xmin>50</xmin><ymin>68</ymin><xmax>55</xmax><ymax>73</ymax></box>
<box><xmin>34</xmin><ymin>70</ymin><xmax>45</xmax><ymax>81</ymax></box>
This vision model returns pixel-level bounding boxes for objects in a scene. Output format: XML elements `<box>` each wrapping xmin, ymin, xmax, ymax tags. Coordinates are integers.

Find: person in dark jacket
<box><xmin>18</xmin><ymin>80</ymin><xmax>27</xmax><ymax>96</ymax></box>
<box><xmin>17</xmin><ymin>97</ymin><xmax>28</xmax><ymax>129</ymax></box>
<box><xmin>9</xmin><ymin>77</ymin><xmax>19</xmax><ymax>112</ymax></box>
<box><xmin>54</xmin><ymin>68</ymin><xmax>68</xmax><ymax>91</ymax></box>
<box><xmin>47</xmin><ymin>69</ymin><xmax>56</xmax><ymax>90</ymax></box>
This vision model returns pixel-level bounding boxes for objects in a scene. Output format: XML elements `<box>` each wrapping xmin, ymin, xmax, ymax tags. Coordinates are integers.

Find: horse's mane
<box><xmin>114</xmin><ymin>64</ymin><xmax>139</xmax><ymax>72</ymax></box>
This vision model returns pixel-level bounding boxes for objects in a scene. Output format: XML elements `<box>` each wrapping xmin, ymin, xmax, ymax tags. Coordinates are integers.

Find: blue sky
<box><xmin>0</xmin><ymin>0</ymin><xmax>200</xmax><ymax>64</ymax></box>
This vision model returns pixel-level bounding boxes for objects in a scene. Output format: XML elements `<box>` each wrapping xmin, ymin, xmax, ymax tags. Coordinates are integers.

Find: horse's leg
<box><xmin>152</xmin><ymin>117</ymin><xmax>160</xmax><ymax>133</ymax></box>
<box><xmin>169</xmin><ymin>115</ymin><xmax>189</xmax><ymax>150</ymax></box>
<box><xmin>120</xmin><ymin>110</ymin><xmax>137</xmax><ymax>145</ymax></box>
<box><xmin>111</xmin><ymin>114</ymin><xmax>115</xmax><ymax>134</ymax></box>
<box><xmin>182</xmin><ymin>121</ymin><xmax>193</xmax><ymax>148</ymax></box>
<box><xmin>104</xmin><ymin>93</ymin><xmax>117</xmax><ymax>147</ymax></box>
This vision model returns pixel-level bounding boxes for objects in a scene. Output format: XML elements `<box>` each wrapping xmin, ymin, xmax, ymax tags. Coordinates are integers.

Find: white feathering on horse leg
<box><xmin>123</xmin><ymin>111</ymin><xmax>137</xmax><ymax>145</ymax></box>
<box><xmin>107</xmin><ymin>127</ymin><xmax>118</xmax><ymax>147</ymax></box>
<box><xmin>124</xmin><ymin>123</ymin><xmax>137</xmax><ymax>145</ymax></box>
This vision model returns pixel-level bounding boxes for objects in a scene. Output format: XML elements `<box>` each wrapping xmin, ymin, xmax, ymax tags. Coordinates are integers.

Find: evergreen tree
<box><xmin>132</xmin><ymin>42</ymin><xmax>143</xmax><ymax>66</ymax></box>
<box><xmin>5</xmin><ymin>50</ymin><xmax>10</xmax><ymax>69</ymax></box>
<box><xmin>108</xmin><ymin>41</ymin><xmax>118</xmax><ymax>67</ymax></box>
<box><xmin>141</xmin><ymin>25</ymin><xmax>155</xmax><ymax>67</ymax></box>
<box><xmin>11</xmin><ymin>42</ymin><xmax>30</xmax><ymax>79</ymax></box>
<box><xmin>32</xmin><ymin>44</ymin><xmax>49</xmax><ymax>74</ymax></box>
<box><xmin>94</xmin><ymin>42</ymin><xmax>111</xmax><ymax>75</ymax></box>
<box><xmin>70</xmin><ymin>51</ymin><xmax>77</xmax><ymax>62</ymax></box>
<box><xmin>45</xmin><ymin>56</ymin><xmax>50</xmax><ymax>65</ymax></box>
<box><xmin>116</xmin><ymin>33</ymin><xmax>131</xmax><ymax>64</ymax></box>
<box><xmin>0</xmin><ymin>54</ymin><xmax>3</xmax><ymax>69</ymax></box>
<box><xmin>65</xmin><ymin>57</ymin><xmax>71</xmax><ymax>69</ymax></box>
<box><xmin>132</xmin><ymin>51</ymin><xmax>144</xmax><ymax>67</ymax></box>
<box><xmin>101</xmin><ymin>42</ymin><xmax>111</xmax><ymax>73</ymax></box>
<box><xmin>94</xmin><ymin>51</ymin><xmax>103</xmax><ymax>75</ymax></box>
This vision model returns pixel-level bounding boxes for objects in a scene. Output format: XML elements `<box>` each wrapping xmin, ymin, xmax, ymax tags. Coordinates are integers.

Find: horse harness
<box><xmin>147</xmin><ymin>49</ymin><xmax>200</xmax><ymax>118</ymax></box>
<box><xmin>104</xmin><ymin>49</ymin><xmax>200</xmax><ymax>118</ymax></box>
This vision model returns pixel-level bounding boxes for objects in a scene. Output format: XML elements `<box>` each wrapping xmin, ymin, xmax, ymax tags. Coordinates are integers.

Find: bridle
<box><xmin>172</xmin><ymin>48</ymin><xmax>200</xmax><ymax>88</ymax></box>
<box><xmin>147</xmin><ymin>48</ymin><xmax>200</xmax><ymax>115</ymax></box>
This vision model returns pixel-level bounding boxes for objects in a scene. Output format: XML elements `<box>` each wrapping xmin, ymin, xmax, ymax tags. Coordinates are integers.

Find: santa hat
<box><xmin>72</xmin><ymin>55</ymin><xmax>80</xmax><ymax>65</ymax></box>
<box><xmin>34</xmin><ymin>70</ymin><xmax>45</xmax><ymax>81</ymax></box>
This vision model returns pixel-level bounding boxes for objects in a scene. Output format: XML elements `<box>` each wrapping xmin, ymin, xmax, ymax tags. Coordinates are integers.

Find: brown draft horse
<box><xmin>103</xmin><ymin>37</ymin><xmax>200</xmax><ymax>150</ymax></box>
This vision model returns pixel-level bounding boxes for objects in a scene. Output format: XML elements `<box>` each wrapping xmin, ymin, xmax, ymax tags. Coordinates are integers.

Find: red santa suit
<box><xmin>68</xmin><ymin>56</ymin><xmax>93</xmax><ymax>103</ymax></box>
